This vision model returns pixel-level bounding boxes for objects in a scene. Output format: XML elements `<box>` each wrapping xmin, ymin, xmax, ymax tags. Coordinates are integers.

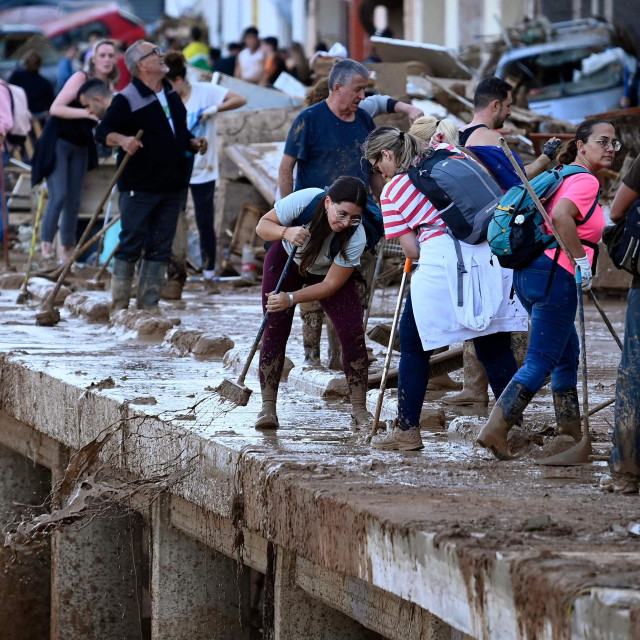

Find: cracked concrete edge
<box><xmin>0</xmin><ymin>354</ymin><xmax>635</xmax><ymax>640</ymax></box>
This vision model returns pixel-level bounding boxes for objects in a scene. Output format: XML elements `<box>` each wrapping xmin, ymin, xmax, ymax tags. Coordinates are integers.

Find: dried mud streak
<box><xmin>510</xmin><ymin>555</ymin><xmax>640</xmax><ymax>640</ymax></box>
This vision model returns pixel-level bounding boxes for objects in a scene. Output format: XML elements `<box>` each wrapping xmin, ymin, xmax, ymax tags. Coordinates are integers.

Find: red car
<box><xmin>42</xmin><ymin>3</ymin><xmax>145</xmax><ymax>48</ymax></box>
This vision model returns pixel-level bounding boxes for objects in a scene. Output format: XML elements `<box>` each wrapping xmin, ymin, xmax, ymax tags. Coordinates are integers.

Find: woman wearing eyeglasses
<box><xmin>254</xmin><ymin>175</ymin><xmax>371</xmax><ymax>430</ymax></box>
<box><xmin>362</xmin><ymin>123</ymin><xmax>527</xmax><ymax>451</ymax></box>
<box><xmin>477</xmin><ymin>119</ymin><xmax>615</xmax><ymax>459</ymax></box>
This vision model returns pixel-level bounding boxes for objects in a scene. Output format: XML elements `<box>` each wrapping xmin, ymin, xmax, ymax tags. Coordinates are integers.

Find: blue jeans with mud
<box><xmin>512</xmin><ymin>254</ymin><xmax>579</xmax><ymax>393</ymax></box>
<box><xmin>397</xmin><ymin>293</ymin><xmax>517</xmax><ymax>431</ymax></box>
<box><xmin>610</xmin><ymin>288</ymin><xmax>640</xmax><ymax>477</ymax></box>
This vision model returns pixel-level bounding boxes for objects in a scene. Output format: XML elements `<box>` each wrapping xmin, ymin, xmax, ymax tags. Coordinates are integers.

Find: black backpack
<box><xmin>602</xmin><ymin>199</ymin><xmax>640</xmax><ymax>276</ymax></box>
<box><xmin>407</xmin><ymin>148</ymin><xmax>503</xmax><ymax>245</ymax></box>
<box><xmin>407</xmin><ymin>148</ymin><xmax>503</xmax><ymax>306</ymax></box>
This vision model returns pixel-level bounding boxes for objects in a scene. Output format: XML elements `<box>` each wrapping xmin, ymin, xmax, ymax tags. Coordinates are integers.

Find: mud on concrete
<box><xmin>0</xmin><ymin>283</ymin><xmax>638</xmax><ymax>638</ymax></box>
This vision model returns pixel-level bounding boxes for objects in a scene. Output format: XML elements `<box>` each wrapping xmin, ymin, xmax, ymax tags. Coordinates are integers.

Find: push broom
<box><xmin>215</xmin><ymin>242</ymin><xmax>301</xmax><ymax>407</ymax></box>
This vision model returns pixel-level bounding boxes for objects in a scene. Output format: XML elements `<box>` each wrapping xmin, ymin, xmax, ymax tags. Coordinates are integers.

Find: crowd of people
<box><xmin>0</xmin><ymin>26</ymin><xmax>636</xmax><ymax>495</ymax></box>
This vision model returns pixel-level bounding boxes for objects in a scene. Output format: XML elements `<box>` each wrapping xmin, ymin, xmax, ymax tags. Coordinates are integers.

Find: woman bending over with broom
<box><xmin>362</xmin><ymin>122</ymin><xmax>527</xmax><ymax>451</ymax></box>
<box><xmin>254</xmin><ymin>175</ymin><xmax>371</xmax><ymax>430</ymax></box>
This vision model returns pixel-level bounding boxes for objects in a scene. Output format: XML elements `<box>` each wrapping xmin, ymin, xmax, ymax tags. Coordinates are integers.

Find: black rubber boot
<box><xmin>553</xmin><ymin>387</ymin><xmax>582</xmax><ymax>442</ymax></box>
<box><xmin>477</xmin><ymin>380</ymin><xmax>534</xmax><ymax>460</ymax></box>
<box><xmin>110</xmin><ymin>258</ymin><xmax>135</xmax><ymax>312</ymax></box>
<box><xmin>136</xmin><ymin>260</ymin><xmax>166</xmax><ymax>312</ymax></box>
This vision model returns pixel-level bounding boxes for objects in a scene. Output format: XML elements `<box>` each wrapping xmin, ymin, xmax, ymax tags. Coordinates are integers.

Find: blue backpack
<box><xmin>488</xmin><ymin>165</ymin><xmax>600</xmax><ymax>269</ymax></box>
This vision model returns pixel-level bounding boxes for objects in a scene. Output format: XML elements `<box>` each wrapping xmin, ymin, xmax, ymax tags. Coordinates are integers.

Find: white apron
<box><xmin>410</xmin><ymin>234</ymin><xmax>528</xmax><ymax>350</ymax></box>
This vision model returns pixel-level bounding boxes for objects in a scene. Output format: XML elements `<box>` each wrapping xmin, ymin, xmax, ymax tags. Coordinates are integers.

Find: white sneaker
<box><xmin>371</xmin><ymin>425</ymin><xmax>424</xmax><ymax>451</ymax></box>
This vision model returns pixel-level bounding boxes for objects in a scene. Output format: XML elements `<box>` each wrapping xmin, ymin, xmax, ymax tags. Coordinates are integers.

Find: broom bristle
<box><xmin>367</xmin><ymin>323</ymin><xmax>400</xmax><ymax>351</ymax></box>
<box><xmin>215</xmin><ymin>378</ymin><xmax>252</xmax><ymax>406</ymax></box>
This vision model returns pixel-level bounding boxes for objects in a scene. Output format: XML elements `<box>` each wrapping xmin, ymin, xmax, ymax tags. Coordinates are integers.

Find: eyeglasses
<box><xmin>591</xmin><ymin>138</ymin><xmax>621</xmax><ymax>151</ymax></box>
<box><xmin>332</xmin><ymin>202</ymin><xmax>361</xmax><ymax>227</ymax></box>
<box><xmin>138</xmin><ymin>47</ymin><xmax>161</xmax><ymax>62</ymax></box>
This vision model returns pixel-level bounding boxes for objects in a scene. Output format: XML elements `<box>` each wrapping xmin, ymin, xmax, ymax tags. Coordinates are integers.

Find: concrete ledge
<box><xmin>0</xmin><ymin>295</ymin><xmax>637</xmax><ymax>640</ymax></box>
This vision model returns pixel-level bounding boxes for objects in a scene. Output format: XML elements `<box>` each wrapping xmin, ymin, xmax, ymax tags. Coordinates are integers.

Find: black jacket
<box><xmin>95</xmin><ymin>77</ymin><xmax>194</xmax><ymax>193</ymax></box>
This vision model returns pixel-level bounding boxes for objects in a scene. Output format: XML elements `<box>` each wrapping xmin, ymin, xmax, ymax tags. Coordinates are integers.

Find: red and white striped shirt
<box><xmin>380</xmin><ymin>143</ymin><xmax>461</xmax><ymax>244</ymax></box>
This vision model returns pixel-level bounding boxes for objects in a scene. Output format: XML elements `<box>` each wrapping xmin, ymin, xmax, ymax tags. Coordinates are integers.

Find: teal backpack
<box><xmin>487</xmin><ymin>165</ymin><xmax>600</xmax><ymax>269</ymax></box>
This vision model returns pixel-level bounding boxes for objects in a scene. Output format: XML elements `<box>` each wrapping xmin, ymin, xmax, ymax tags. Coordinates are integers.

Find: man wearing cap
<box><xmin>95</xmin><ymin>39</ymin><xmax>207</xmax><ymax>312</ymax></box>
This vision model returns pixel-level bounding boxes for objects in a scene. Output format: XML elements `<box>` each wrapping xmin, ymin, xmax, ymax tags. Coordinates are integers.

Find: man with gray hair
<box><xmin>278</xmin><ymin>57</ymin><xmax>422</xmax><ymax>372</ymax></box>
<box><xmin>95</xmin><ymin>40</ymin><xmax>207</xmax><ymax>313</ymax></box>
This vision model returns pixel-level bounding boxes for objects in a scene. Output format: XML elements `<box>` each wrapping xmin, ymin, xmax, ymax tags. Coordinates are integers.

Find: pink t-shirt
<box><xmin>543</xmin><ymin>172</ymin><xmax>604</xmax><ymax>276</ymax></box>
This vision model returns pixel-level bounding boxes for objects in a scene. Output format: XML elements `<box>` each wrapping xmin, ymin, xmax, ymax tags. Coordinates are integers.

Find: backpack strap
<box><xmin>423</xmin><ymin>224</ymin><xmax>466</xmax><ymax>306</ymax></box>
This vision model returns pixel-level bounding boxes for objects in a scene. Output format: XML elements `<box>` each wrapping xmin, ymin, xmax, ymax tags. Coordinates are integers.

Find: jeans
<box><xmin>116</xmin><ymin>190</ymin><xmax>182</xmax><ymax>264</ymax></box>
<box><xmin>191</xmin><ymin>180</ymin><xmax>217</xmax><ymax>271</ymax></box>
<box><xmin>512</xmin><ymin>254</ymin><xmax>579</xmax><ymax>392</ymax></box>
<box><xmin>397</xmin><ymin>292</ymin><xmax>517</xmax><ymax>430</ymax></box>
<box><xmin>41</xmin><ymin>138</ymin><xmax>88</xmax><ymax>246</ymax></box>
<box><xmin>610</xmin><ymin>288</ymin><xmax>640</xmax><ymax>477</ymax></box>
<box><xmin>259</xmin><ymin>242</ymin><xmax>367</xmax><ymax>396</ymax></box>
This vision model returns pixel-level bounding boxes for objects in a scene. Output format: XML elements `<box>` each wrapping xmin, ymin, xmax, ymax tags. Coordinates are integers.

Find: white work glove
<box><xmin>574</xmin><ymin>255</ymin><xmax>593</xmax><ymax>291</ymax></box>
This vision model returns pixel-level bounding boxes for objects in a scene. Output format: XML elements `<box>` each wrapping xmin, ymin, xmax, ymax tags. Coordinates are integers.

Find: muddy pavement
<box><xmin>0</xmin><ymin>282</ymin><xmax>638</xmax><ymax>637</ymax></box>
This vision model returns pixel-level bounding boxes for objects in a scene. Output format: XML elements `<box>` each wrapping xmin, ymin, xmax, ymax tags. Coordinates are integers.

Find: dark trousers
<box><xmin>191</xmin><ymin>180</ymin><xmax>217</xmax><ymax>271</ymax></box>
<box><xmin>116</xmin><ymin>190</ymin><xmax>182</xmax><ymax>263</ymax></box>
<box><xmin>41</xmin><ymin>138</ymin><xmax>88</xmax><ymax>246</ymax></box>
<box><xmin>259</xmin><ymin>241</ymin><xmax>368</xmax><ymax>395</ymax></box>
<box><xmin>610</xmin><ymin>288</ymin><xmax>640</xmax><ymax>477</ymax></box>
<box><xmin>397</xmin><ymin>292</ymin><xmax>517</xmax><ymax>430</ymax></box>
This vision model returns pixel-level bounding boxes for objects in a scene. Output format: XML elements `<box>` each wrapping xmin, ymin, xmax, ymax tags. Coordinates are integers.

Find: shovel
<box><xmin>35</xmin><ymin>130</ymin><xmax>142</xmax><ymax>326</ymax></box>
<box><xmin>16</xmin><ymin>187</ymin><xmax>47</xmax><ymax>304</ymax></box>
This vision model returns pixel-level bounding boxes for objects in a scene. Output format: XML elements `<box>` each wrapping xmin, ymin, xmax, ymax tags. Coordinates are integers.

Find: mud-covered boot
<box><xmin>254</xmin><ymin>400</ymin><xmax>279</xmax><ymax>429</ymax></box>
<box><xmin>349</xmin><ymin>382</ymin><xmax>373</xmax><ymax>431</ymax></box>
<box><xmin>476</xmin><ymin>380</ymin><xmax>534</xmax><ymax>460</ymax></box>
<box><xmin>300</xmin><ymin>305</ymin><xmax>323</xmax><ymax>366</ymax></box>
<box><xmin>553</xmin><ymin>387</ymin><xmax>582</xmax><ymax>442</ymax></box>
<box><xmin>110</xmin><ymin>258</ymin><xmax>135</xmax><ymax>312</ymax></box>
<box><xmin>327</xmin><ymin>322</ymin><xmax>343</xmax><ymax>371</ymax></box>
<box><xmin>443</xmin><ymin>340</ymin><xmax>489</xmax><ymax>406</ymax></box>
<box><xmin>137</xmin><ymin>260</ymin><xmax>166</xmax><ymax>312</ymax></box>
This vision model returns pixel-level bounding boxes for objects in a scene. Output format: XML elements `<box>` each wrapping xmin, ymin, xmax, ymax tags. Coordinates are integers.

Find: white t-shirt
<box><xmin>274</xmin><ymin>188</ymin><xmax>366</xmax><ymax>276</ymax></box>
<box><xmin>237</xmin><ymin>47</ymin><xmax>264</xmax><ymax>83</ymax></box>
<box><xmin>185</xmin><ymin>82</ymin><xmax>229</xmax><ymax>184</ymax></box>
<box><xmin>155</xmin><ymin>89</ymin><xmax>175</xmax><ymax>134</ymax></box>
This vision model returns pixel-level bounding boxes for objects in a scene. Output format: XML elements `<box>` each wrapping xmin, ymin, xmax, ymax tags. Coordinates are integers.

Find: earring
<box><xmin>581</xmin><ymin>149</ymin><xmax>586</xmax><ymax>154</ymax></box>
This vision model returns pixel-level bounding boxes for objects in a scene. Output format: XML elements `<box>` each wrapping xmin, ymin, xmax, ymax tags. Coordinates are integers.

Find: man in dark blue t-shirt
<box><xmin>279</xmin><ymin>58</ymin><xmax>421</xmax><ymax>198</ymax></box>
<box><xmin>278</xmin><ymin>58</ymin><xmax>422</xmax><ymax>371</ymax></box>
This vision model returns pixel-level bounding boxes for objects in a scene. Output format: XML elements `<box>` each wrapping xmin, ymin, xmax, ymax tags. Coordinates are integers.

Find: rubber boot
<box><xmin>349</xmin><ymin>381</ymin><xmax>373</xmax><ymax>431</ymax></box>
<box><xmin>327</xmin><ymin>321</ymin><xmax>343</xmax><ymax>371</ymax></box>
<box><xmin>300</xmin><ymin>304</ymin><xmax>323</xmax><ymax>367</ymax></box>
<box><xmin>476</xmin><ymin>380</ymin><xmax>534</xmax><ymax>460</ymax></box>
<box><xmin>136</xmin><ymin>260</ymin><xmax>166</xmax><ymax>312</ymax></box>
<box><xmin>255</xmin><ymin>386</ymin><xmax>279</xmax><ymax>429</ymax></box>
<box><xmin>442</xmin><ymin>341</ymin><xmax>489</xmax><ymax>406</ymax></box>
<box><xmin>511</xmin><ymin>331</ymin><xmax>529</xmax><ymax>368</ymax></box>
<box><xmin>110</xmin><ymin>258</ymin><xmax>135</xmax><ymax>312</ymax></box>
<box><xmin>553</xmin><ymin>387</ymin><xmax>582</xmax><ymax>442</ymax></box>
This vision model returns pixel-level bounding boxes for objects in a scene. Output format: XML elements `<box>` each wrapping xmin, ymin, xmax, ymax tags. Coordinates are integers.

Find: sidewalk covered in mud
<box><xmin>0</xmin><ymin>281</ymin><xmax>639</xmax><ymax>639</ymax></box>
